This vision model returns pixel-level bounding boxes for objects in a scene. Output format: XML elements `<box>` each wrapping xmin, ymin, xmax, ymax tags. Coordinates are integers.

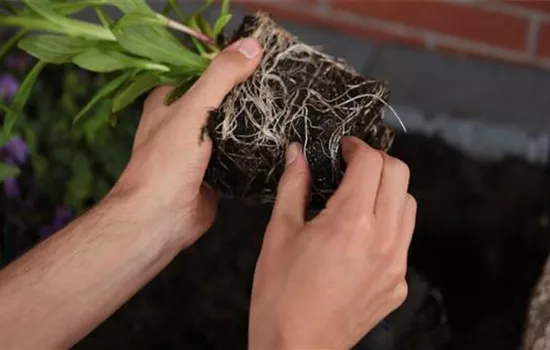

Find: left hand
<box><xmin>111</xmin><ymin>38</ymin><xmax>263</xmax><ymax>249</ymax></box>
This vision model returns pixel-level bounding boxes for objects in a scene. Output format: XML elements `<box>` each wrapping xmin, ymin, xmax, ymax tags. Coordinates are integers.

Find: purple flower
<box><xmin>3</xmin><ymin>177</ymin><xmax>20</xmax><ymax>198</ymax></box>
<box><xmin>77</xmin><ymin>69</ymin><xmax>91</xmax><ymax>81</ymax></box>
<box><xmin>3</xmin><ymin>136</ymin><xmax>28</xmax><ymax>165</ymax></box>
<box><xmin>6</xmin><ymin>52</ymin><xmax>33</xmax><ymax>72</ymax></box>
<box><xmin>53</xmin><ymin>207</ymin><xmax>74</xmax><ymax>228</ymax></box>
<box><xmin>39</xmin><ymin>225</ymin><xmax>55</xmax><ymax>239</ymax></box>
<box><xmin>40</xmin><ymin>207</ymin><xmax>74</xmax><ymax>239</ymax></box>
<box><xmin>0</xmin><ymin>74</ymin><xmax>19</xmax><ymax>102</ymax></box>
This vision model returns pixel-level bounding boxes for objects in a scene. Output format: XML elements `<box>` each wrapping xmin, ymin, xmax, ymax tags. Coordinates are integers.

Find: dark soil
<box><xmin>207</xmin><ymin>14</ymin><xmax>393</xmax><ymax>207</ymax></box>
<box><xmin>74</xmin><ymin>133</ymin><xmax>550</xmax><ymax>350</ymax></box>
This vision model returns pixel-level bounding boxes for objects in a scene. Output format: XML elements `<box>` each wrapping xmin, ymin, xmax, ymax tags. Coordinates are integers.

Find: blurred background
<box><xmin>2</xmin><ymin>1</ymin><xmax>550</xmax><ymax>349</ymax></box>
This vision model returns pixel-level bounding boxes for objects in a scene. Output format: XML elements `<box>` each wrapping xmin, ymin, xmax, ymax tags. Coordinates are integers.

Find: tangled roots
<box><xmin>206</xmin><ymin>12</ymin><xmax>395</xmax><ymax>207</ymax></box>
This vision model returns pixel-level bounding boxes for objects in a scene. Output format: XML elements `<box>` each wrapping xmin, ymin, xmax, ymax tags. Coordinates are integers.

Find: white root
<box><xmin>214</xmin><ymin>13</ymin><xmax>402</xmax><ymax>197</ymax></box>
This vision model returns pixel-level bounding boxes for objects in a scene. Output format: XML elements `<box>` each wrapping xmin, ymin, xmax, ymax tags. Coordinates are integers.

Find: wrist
<box><xmin>249</xmin><ymin>323</ymin><xmax>300</xmax><ymax>350</ymax></box>
<box><xmin>103</xmin><ymin>182</ymin><xmax>193</xmax><ymax>252</ymax></box>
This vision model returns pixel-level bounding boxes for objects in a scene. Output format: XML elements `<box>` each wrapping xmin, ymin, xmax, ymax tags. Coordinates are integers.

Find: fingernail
<box><xmin>286</xmin><ymin>143</ymin><xmax>301</xmax><ymax>167</ymax></box>
<box><xmin>238</xmin><ymin>38</ymin><xmax>261</xmax><ymax>60</ymax></box>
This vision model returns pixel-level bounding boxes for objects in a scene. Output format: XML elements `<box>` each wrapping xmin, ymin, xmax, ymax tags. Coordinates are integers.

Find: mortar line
<box><xmin>527</xmin><ymin>14</ymin><xmax>542</xmax><ymax>56</ymax></box>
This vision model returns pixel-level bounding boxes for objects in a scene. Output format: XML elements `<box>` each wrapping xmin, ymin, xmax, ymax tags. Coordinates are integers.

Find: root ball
<box><xmin>206</xmin><ymin>13</ymin><xmax>395</xmax><ymax>207</ymax></box>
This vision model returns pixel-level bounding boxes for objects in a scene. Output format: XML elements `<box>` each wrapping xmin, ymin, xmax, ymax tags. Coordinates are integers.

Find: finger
<box><xmin>374</xmin><ymin>154</ymin><xmax>410</xmax><ymax>233</ymax></box>
<box><xmin>270</xmin><ymin>143</ymin><xmax>311</xmax><ymax>233</ymax></box>
<box><xmin>172</xmin><ymin>37</ymin><xmax>263</xmax><ymax>129</ymax></box>
<box><xmin>328</xmin><ymin>137</ymin><xmax>383</xmax><ymax>213</ymax></box>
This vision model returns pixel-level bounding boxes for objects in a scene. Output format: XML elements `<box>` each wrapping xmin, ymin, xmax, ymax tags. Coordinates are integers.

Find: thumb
<box><xmin>270</xmin><ymin>143</ymin><xmax>311</xmax><ymax>232</ymax></box>
<box><xmin>174</xmin><ymin>37</ymin><xmax>263</xmax><ymax>124</ymax></box>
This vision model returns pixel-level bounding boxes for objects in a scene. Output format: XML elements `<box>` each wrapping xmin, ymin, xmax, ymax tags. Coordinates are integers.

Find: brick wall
<box><xmin>235</xmin><ymin>0</ymin><xmax>550</xmax><ymax>70</ymax></box>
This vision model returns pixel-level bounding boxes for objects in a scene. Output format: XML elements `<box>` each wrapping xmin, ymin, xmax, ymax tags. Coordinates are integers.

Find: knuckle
<box><xmin>379</xmin><ymin>241</ymin><xmax>400</xmax><ymax>264</ymax></box>
<box><xmin>278</xmin><ymin>168</ymin><xmax>308</xmax><ymax>193</ymax></box>
<box><xmin>393</xmin><ymin>281</ymin><xmax>409</xmax><ymax>306</ymax></box>
<box><xmin>385</xmin><ymin>157</ymin><xmax>410</xmax><ymax>179</ymax></box>
<box><xmin>361</xmin><ymin>147</ymin><xmax>384</xmax><ymax>168</ymax></box>
<box><xmin>341</xmin><ymin>211</ymin><xmax>374</xmax><ymax>236</ymax></box>
<box><xmin>356</xmin><ymin>211</ymin><xmax>375</xmax><ymax>230</ymax></box>
<box><xmin>393</xmin><ymin>261</ymin><xmax>408</xmax><ymax>281</ymax></box>
<box><xmin>407</xmin><ymin>194</ymin><xmax>418</xmax><ymax>211</ymax></box>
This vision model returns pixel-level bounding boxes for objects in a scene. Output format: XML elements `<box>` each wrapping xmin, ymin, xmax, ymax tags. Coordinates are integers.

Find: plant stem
<box><xmin>163</xmin><ymin>16</ymin><xmax>214</xmax><ymax>45</ymax></box>
<box><xmin>94</xmin><ymin>7</ymin><xmax>114</xmax><ymax>28</ymax></box>
<box><xmin>0</xmin><ymin>30</ymin><xmax>25</xmax><ymax>62</ymax></box>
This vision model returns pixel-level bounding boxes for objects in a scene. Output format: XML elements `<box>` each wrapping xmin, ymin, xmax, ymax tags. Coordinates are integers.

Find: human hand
<box><xmin>111</xmin><ymin>38</ymin><xmax>263</xmax><ymax>249</ymax></box>
<box><xmin>249</xmin><ymin>137</ymin><xmax>417</xmax><ymax>349</ymax></box>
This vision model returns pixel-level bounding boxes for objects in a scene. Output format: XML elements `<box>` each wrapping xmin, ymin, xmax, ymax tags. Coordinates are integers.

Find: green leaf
<box><xmin>221</xmin><ymin>0</ymin><xmax>230</xmax><ymax>16</ymax></box>
<box><xmin>72</xmin><ymin>49</ymin><xmax>170</xmax><ymax>73</ymax></box>
<box><xmin>165</xmin><ymin>76</ymin><xmax>198</xmax><ymax>105</ymax></box>
<box><xmin>4</xmin><ymin>61</ymin><xmax>47</xmax><ymax>135</ymax></box>
<box><xmin>83</xmin><ymin>99</ymin><xmax>111</xmax><ymax>146</ymax></box>
<box><xmin>50</xmin><ymin>1</ymin><xmax>94</xmax><ymax>16</ymax></box>
<box><xmin>0</xmin><ymin>164</ymin><xmax>20</xmax><ymax>181</ymax></box>
<box><xmin>113</xmin><ymin>12</ymin><xmax>167</xmax><ymax>29</ymax></box>
<box><xmin>0</xmin><ymin>31</ymin><xmax>25</xmax><ymax>63</ymax></box>
<box><xmin>73</xmin><ymin>71</ymin><xmax>132</xmax><ymax>124</ymax></box>
<box><xmin>198</xmin><ymin>0</ymin><xmax>214</xmax><ymax>15</ymax></box>
<box><xmin>164</xmin><ymin>65</ymin><xmax>204</xmax><ymax>77</ymax></box>
<box><xmin>0</xmin><ymin>15</ymin><xmax>65</xmax><ymax>34</ymax></box>
<box><xmin>113</xmin><ymin>72</ymin><xmax>161</xmax><ymax>113</ymax></box>
<box><xmin>183</xmin><ymin>0</ymin><xmax>214</xmax><ymax>23</ymax></box>
<box><xmin>213</xmin><ymin>13</ymin><xmax>232</xmax><ymax>37</ymax></box>
<box><xmin>23</xmin><ymin>0</ymin><xmax>116</xmax><ymax>41</ymax></box>
<box><xmin>188</xmin><ymin>15</ymin><xmax>207</xmax><ymax>55</ymax></box>
<box><xmin>113</xmin><ymin>21</ymin><xmax>209</xmax><ymax>72</ymax></box>
<box><xmin>196</xmin><ymin>14</ymin><xmax>214</xmax><ymax>38</ymax></box>
<box><xmin>94</xmin><ymin>0</ymin><xmax>152</xmax><ymax>14</ymax></box>
<box><xmin>18</xmin><ymin>35</ymin><xmax>96</xmax><ymax>64</ymax></box>
<box><xmin>72</xmin><ymin>49</ymin><xmax>127</xmax><ymax>72</ymax></box>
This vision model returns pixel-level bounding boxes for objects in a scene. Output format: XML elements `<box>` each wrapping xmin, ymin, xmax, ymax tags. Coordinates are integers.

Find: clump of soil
<box><xmin>207</xmin><ymin>13</ymin><xmax>394</xmax><ymax>206</ymax></box>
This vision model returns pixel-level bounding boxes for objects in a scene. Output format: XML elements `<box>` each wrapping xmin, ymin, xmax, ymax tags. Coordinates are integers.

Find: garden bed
<box><xmin>70</xmin><ymin>133</ymin><xmax>550</xmax><ymax>350</ymax></box>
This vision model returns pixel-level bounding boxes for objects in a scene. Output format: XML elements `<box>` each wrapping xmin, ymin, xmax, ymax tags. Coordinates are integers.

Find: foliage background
<box><xmin>0</xmin><ymin>38</ymin><xmax>139</xmax><ymax>264</ymax></box>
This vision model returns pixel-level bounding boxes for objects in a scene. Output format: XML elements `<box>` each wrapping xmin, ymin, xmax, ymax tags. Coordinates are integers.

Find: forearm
<box><xmin>0</xmin><ymin>190</ymin><xmax>185</xmax><ymax>349</ymax></box>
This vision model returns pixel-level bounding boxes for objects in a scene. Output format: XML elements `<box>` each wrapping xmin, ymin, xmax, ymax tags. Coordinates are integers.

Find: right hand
<box><xmin>249</xmin><ymin>136</ymin><xmax>417</xmax><ymax>349</ymax></box>
<box><xmin>111</xmin><ymin>38</ymin><xmax>263</xmax><ymax>249</ymax></box>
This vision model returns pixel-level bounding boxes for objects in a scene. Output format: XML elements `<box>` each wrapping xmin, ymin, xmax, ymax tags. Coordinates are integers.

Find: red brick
<box><xmin>237</xmin><ymin>3</ymin><xmax>426</xmax><ymax>48</ymax></box>
<box><xmin>329</xmin><ymin>1</ymin><xmax>529</xmax><ymax>51</ymax></box>
<box><xmin>537</xmin><ymin>21</ymin><xmax>550</xmax><ymax>57</ymax></box>
<box><xmin>438</xmin><ymin>41</ymin><xmax>550</xmax><ymax>70</ymax></box>
<box><xmin>503</xmin><ymin>0</ymin><xmax>550</xmax><ymax>14</ymax></box>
